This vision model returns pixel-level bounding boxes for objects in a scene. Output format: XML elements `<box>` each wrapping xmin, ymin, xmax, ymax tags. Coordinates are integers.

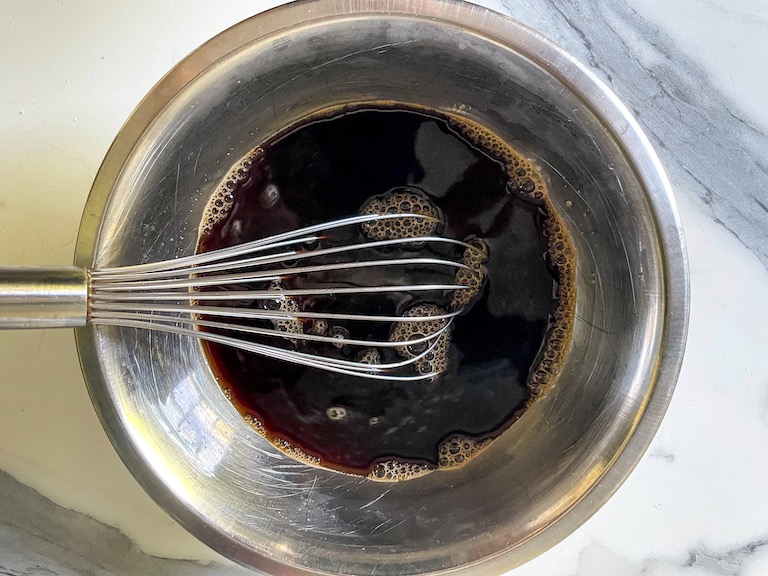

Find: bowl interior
<box><xmin>76</xmin><ymin>5</ymin><xmax>673</xmax><ymax>575</ymax></box>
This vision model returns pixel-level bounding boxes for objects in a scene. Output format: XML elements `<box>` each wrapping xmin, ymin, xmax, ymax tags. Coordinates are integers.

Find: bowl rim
<box><xmin>74</xmin><ymin>0</ymin><xmax>690</xmax><ymax>573</ymax></box>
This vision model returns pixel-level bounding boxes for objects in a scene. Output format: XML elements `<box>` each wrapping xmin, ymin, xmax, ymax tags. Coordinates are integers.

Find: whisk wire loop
<box><xmin>87</xmin><ymin>213</ymin><xmax>487</xmax><ymax>381</ymax></box>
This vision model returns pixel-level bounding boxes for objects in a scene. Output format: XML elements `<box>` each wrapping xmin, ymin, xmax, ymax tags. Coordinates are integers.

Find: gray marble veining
<box><xmin>3</xmin><ymin>1</ymin><xmax>768</xmax><ymax>575</ymax></box>
<box><xmin>493</xmin><ymin>0</ymin><xmax>768</xmax><ymax>267</ymax></box>
<box><xmin>683</xmin><ymin>539</ymin><xmax>768</xmax><ymax>575</ymax></box>
<box><xmin>572</xmin><ymin>537</ymin><xmax>768</xmax><ymax>576</ymax></box>
<box><xmin>0</xmin><ymin>469</ymin><xmax>249</xmax><ymax>575</ymax></box>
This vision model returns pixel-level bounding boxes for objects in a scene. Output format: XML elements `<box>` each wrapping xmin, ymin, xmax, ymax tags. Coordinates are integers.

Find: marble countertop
<box><xmin>1</xmin><ymin>1</ymin><xmax>767</xmax><ymax>574</ymax></box>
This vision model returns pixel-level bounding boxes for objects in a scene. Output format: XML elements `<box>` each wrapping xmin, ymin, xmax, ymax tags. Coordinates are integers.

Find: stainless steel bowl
<box><xmin>74</xmin><ymin>1</ymin><xmax>689</xmax><ymax>574</ymax></box>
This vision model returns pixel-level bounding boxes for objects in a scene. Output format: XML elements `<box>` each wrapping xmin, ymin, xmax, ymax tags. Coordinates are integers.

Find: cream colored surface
<box><xmin>0</xmin><ymin>0</ymin><xmax>280</xmax><ymax>561</ymax></box>
<box><xmin>3</xmin><ymin>1</ymin><xmax>768</xmax><ymax>574</ymax></box>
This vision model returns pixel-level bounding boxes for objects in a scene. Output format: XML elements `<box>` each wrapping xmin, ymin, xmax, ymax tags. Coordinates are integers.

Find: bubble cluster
<box><xmin>273</xmin><ymin>438</ymin><xmax>322</xmax><ymax>467</ymax></box>
<box><xmin>359</xmin><ymin>188</ymin><xmax>441</xmax><ymax>240</ymax></box>
<box><xmin>450</xmin><ymin>237</ymin><xmax>489</xmax><ymax>311</ymax></box>
<box><xmin>330</xmin><ymin>326</ymin><xmax>351</xmax><ymax>351</ymax></box>
<box><xmin>436</xmin><ymin>435</ymin><xmax>493</xmax><ymax>469</ymax></box>
<box><xmin>368</xmin><ymin>460</ymin><xmax>433</xmax><ymax>482</ymax></box>
<box><xmin>525</xmin><ymin>207</ymin><xmax>576</xmax><ymax>398</ymax></box>
<box><xmin>245</xmin><ymin>413</ymin><xmax>325</xmax><ymax>468</ymax></box>
<box><xmin>244</xmin><ymin>413</ymin><xmax>266</xmax><ymax>437</ymax></box>
<box><xmin>200</xmin><ymin>147</ymin><xmax>264</xmax><ymax>236</ymax></box>
<box><xmin>199</xmin><ymin>101</ymin><xmax>577</xmax><ymax>480</ymax></box>
<box><xmin>310</xmin><ymin>318</ymin><xmax>328</xmax><ymax>335</ymax></box>
<box><xmin>356</xmin><ymin>348</ymin><xmax>381</xmax><ymax>365</ymax></box>
<box><xmin>504</xmin><ymin>155</ymin><xmax>548</xmax><ymax>204</ymax></box>
<box><xmin>448</xmin><ymin>110</ymin><xmax>575</xmax><ymax>399</ymax></box>
<box><xmin>244</xmin><ymin>412</ymin><xmax>346</xmax><ymax>470</ymax></box>
<box><xmin>326</xmin><ymin>406</ymin><xmax>347</xmax><ymax>420</ymax></box>
<box><xmin>267</xmin><ymin>280</ymin><xmax>303</xmax><ymax>343</ymax></box>
<box><xmin>448</xmin><ymin>117</ymin><xmax>548</xmax><ymax>205</ymax></box>
<box><xmin>389</xmin><ymin>304</ymin><xmax>452</xmax><ymax>377</ymax></box>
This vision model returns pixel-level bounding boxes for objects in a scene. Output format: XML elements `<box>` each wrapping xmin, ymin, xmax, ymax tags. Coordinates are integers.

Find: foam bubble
<box><xmin>267</xmin><ymin>280</ymin><xmax>303</xmax><ymax>343</ymax></box>
<box><xmin>326</xmin><ymin>406</ymin><xmax>347</xmax><ymax>420</ymax></box>
<box><xmin>273</xmin><ymin>438</ymin><xmax>322</xmax><ymax>467</ymax></box>
<box><xmin>201</xmin><ymin>101</ymin><xmax>577</xmax><ymax>479</ymax></box>
<box><xmin>359</xmin><ymin>187</ymin><xmax>441</xmax><ymax>240</ymax></box>
<box><xmin>244</xmin><ymin>413</ymin><xmax>325</xmax><ymax>469</ymax></box>
<box><xmin>330</xmin><ymin>326</ymin><xmax>351</xmax><ymax>350</ymax></box>
<box><xmin>200</xmin><ymin>147</ymin><xmax>264</xmax><ymax>236</ymax></box>
<box><xmin>244</xmin><ymin>413</ymin><xmax>266</xmax><ymax>437</ymax></box>
<box><xmin>389</xmin><ymin>304</ymin><xmax>452</xmax><ymax>378</ymax></box>
<box><xmin>436</xmin><ymin>435</ymin><xmax>493</xmax><ymax>469</ymax></box>
<box><xmin>310</xmin><ymin>318</ymin><xmax>329</xmax><ymax>335</ymax></box>
<box><xmin>356</xmin><ymin>348</ymin><xmax>381</xmax><ymax>365</ymax></box>
<box><xmin>526</xmin><ymin>202</ymin><xmax>576</xmax><ymax>398</ymax></box>
<box><xmin>446</xmin><ymin>111</ymin><xmax>576</xmax><ymax>399</ymax></box>
<box><xmin>368</xmin><ymin>460</ymin><xmax>434</xmax><ymax>482</ymax></box>
<box><xmin>450</xmin><ymin>237</ymin><xmax>489</xmax><ymax>311</ymax></box>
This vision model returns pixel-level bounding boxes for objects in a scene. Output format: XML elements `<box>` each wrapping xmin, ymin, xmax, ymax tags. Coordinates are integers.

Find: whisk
<box><xmin>0</xmin><ymin>213</ymin><xmax>488</xmax><ymax>381</ymax></box>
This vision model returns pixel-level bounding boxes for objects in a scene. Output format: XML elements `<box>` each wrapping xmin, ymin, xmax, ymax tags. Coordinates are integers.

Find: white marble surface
<box><xmin>1</xmin><ymin>1</ymin><xmax>767</xmax><ymax>574</ymax></box>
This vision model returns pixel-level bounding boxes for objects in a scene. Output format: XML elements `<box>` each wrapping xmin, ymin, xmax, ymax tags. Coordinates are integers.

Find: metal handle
<box><xmin>0</xmin><ymin>266</ymin><xmax>88</xmax><ymax>329</ymax></box>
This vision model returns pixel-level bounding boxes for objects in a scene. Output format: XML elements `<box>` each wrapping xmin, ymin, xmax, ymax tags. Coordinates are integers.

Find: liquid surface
<box><xmin>197</xmin><ymin>103</ymin><xmax>575</xmax><ymax>480</ymax></box>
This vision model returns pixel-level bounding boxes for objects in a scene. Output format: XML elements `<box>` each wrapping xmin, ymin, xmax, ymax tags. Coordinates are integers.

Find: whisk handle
<box><xmin>0</xmin><ymin>266</ymin><xmax>88</xmax><ymax>329</ymax></box>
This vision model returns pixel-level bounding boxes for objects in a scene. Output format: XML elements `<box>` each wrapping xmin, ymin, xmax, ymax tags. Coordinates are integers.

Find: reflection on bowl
<box><xmin>163</xmin><ymin>375</ymin><xmax>232</xmax><ymax>476</ymax></box>
<box><xmin>75</xmin><ymin>1</ymin><xmax>688</xmax><ymax>574</ymax></box>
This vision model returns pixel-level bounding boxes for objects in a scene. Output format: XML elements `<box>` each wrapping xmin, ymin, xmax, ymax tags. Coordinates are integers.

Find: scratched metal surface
<box><xmin>66</xmin><ymin>2</ymin><xmax>685</xmax><ymax>575</ymax></box>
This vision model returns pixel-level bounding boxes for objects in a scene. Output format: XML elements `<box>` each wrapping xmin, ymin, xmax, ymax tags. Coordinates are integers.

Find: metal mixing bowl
<box><xmin>74</xmin><ymin>1</ymin><xmax>689</xmax><ymax>574</ymax></box>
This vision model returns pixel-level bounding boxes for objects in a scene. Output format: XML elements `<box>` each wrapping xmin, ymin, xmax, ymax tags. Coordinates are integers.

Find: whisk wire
<box><xmin>91</xmin><ymin>257</ymin><xmax>471</xmax><ymax>291</ymax></box>
<box><xmin>94</xmin><ymin>316</ymin><xmax>447</xmax><ymax>381</ymax></box>
<box><xmin>86</xmin><ymin>212</ymin><xmax>486</xmax><ymax>381</ymax></box>
<box><xmin>92</xmin><ymin>213</ymin><xmax>467</xmax><ymax>277</ymax></box>
<box><xmin>90</xmin><ymin>302</ymin><xmax>463</xmax><ymax>324</ymax></box>
<box><xmin>92</xmin><ymin>233</ymin><xmax>476</xmax><ymax>283</ymax></box>
<box><xmin>91</xmin><ymin>310</ymin><xmax>450</xmax><ymax>349</ymax></box>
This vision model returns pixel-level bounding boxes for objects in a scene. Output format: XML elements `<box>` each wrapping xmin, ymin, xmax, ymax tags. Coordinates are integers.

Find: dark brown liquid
<box><xmin>197</xmin><ymin>103</ymin><xmax>575</xmax><ymax>481</ymax></box>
